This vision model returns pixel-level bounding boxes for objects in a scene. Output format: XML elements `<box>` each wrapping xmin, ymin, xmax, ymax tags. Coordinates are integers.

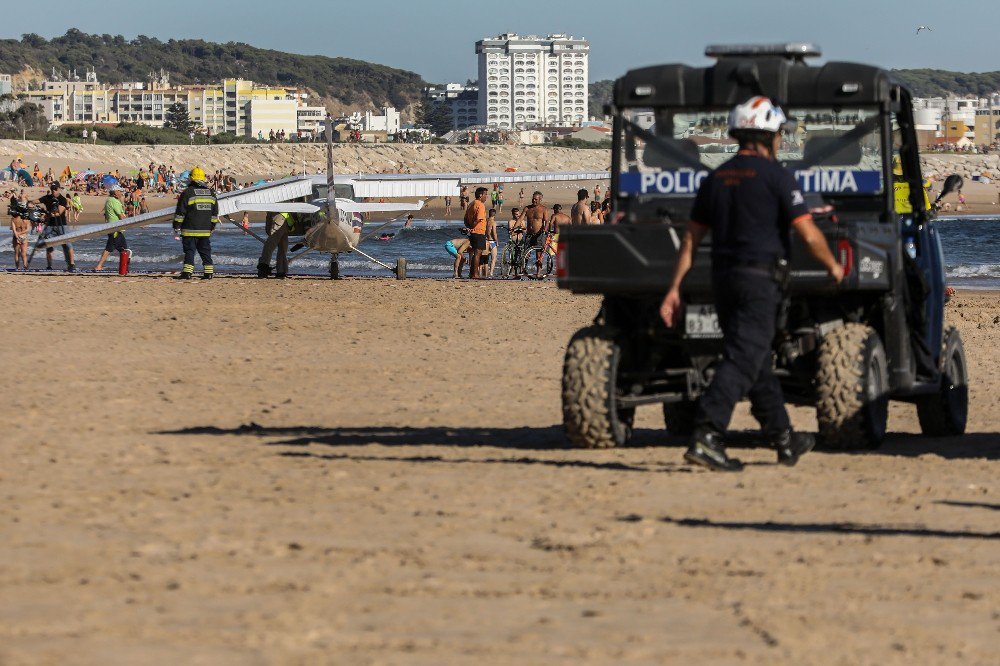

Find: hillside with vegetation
<box><xmin>0</xmin><ymin>30</ymin><xmax>426</xmax><ymax>109</ymax></box>
<box><xmin>588</xmin><ymin>69</ymin><xmax>1000</xmax><ymax>111</ymax></box>
<box><xmin>892</xmin><ymin>69</ymin><xmax>1000</xmax><ymax>98</ymax></box>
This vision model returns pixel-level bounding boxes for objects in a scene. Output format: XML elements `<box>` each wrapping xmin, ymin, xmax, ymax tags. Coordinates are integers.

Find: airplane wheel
<box><xmin>395</xmin><ymin>257</ymin><xmax>407</xmax><ymax>280</ymax></box>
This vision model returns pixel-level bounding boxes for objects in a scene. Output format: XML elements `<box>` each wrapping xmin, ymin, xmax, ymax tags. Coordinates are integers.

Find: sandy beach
<box><xmin>0</xmin><ymin>276</ymin><xmax>995</xmax><ymax>664</ymax></box>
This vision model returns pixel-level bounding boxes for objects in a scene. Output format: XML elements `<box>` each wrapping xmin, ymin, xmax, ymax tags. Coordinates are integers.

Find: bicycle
<box><xmin>499</xmin><ymin>228</ymin><xmax>529</xmax><ymax>277</ymax></box>
<box><xmin>523</xmin><ymin>231</ymin><xmax>555</xmax><ymax>279</ymax></box>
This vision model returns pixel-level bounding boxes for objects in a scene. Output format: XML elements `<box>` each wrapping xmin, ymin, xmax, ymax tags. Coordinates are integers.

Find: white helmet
<box><xmin>728</xmin><ymin>96</ymin><xmax>788</xmax><ymax>134</ymax></box>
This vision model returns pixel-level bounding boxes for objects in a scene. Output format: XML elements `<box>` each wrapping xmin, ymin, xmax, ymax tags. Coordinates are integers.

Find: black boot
<box><xmin>174</xmin><ymin>272</ymin><xmax>192</xmax><ymax>280</ymax></box>
<box><xmin>684</xmin><ymin>427</ymin><xmax>744</xmax><ymax>472</ymax></box>
<box><xmin>256</xmin><ymin>262</ymin><xmax>271</xmax><ymax>278</ymax></box>
<box><xmin>770</xmin><ymin>429</ymin><xmax>815</xmax><ymax>467</ymax></box>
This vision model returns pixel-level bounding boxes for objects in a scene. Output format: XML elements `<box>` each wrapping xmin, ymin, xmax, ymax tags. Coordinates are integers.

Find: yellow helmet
<box><xmin>190</xmin><ymin>166</ymin><xmax>206</xmax><ymax>182</ymax></box>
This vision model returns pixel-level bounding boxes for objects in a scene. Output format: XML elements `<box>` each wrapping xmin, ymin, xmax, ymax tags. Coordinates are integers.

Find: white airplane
<box><xmin>37</xmin><ymin>126</ymin><xmax>609</xmax><ymax>278</ymax></box>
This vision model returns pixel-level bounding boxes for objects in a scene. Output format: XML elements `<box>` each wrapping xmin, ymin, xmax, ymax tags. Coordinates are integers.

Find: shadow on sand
<box><xmin>155</xmin><ymin>423</ymin><xmax>687</xmax><ymax>451</ymax></box>
<box><xmin>615</xmin><ymin>514</ymin><xmax>1000</xmax><ymax>541</ymax></box>
<box><xmin>156</xmin><ymin>424</ymin><xmax>999</xmax><ymax>461</ymax></box>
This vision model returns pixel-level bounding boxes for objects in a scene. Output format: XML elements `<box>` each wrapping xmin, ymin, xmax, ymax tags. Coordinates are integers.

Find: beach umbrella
<box><xmin>101</xmin><ymin>175</ymin><xmax>119</xmax><ymax>187</ymax></box>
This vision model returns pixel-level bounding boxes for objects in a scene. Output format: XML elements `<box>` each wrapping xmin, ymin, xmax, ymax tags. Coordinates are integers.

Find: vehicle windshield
<box><xmin>618</xmin><ymin>107</ymin><xmax>883</xmax><ymax>198</ymax></box>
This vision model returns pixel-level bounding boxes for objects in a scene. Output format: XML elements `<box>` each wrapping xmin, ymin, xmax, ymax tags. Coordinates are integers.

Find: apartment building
<box><xmin>425</xmin><ymin>83</ymin><xmax>479</xmax><ymax>130</ymax></box>
<box><xmin>475</xmin><ymin>33</ymin><xmax>589</xmax><ymax>129</ymax></box>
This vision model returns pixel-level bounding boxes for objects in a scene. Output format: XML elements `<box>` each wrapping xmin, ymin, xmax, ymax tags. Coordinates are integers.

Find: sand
<box><xmin>0</xmin><ymin>276</ymin><xmax>996</xmax><ymax>664</ymax></box>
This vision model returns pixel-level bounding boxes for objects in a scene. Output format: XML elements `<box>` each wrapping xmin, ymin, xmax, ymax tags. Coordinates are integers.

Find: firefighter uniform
<box><xmin>173</xmin><ymin>172</ymin><xmax>219</xmax><ymax>279</ymax></box>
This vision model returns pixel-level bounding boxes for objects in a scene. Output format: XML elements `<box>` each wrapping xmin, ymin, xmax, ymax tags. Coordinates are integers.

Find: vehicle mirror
<box><xmin>939</xmin><ymin>174</ymin><xmax>963</xmax><ymax>199</ymax></box>
<box><xmin>781</xmin><ymin>119</ymin><xmax>798</xmax><ymax>134</ymax></box>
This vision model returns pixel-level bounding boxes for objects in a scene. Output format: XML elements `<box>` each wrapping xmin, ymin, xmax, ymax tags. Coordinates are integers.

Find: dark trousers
<box><xmin>696</xmin><ymin>267</ymin><xmax>791</xmax><ymax>435</ymax></box>
<box><xmin>181</xmin><ymin>236</ymin><xmax>213</xmax><ymax>274</ymax></box>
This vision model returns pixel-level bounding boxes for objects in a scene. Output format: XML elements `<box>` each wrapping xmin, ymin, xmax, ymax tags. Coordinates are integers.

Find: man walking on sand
<box><xmin>464</xmin><ymin>187</ymin><xmax>489</xmax><ymax>278</ymax></box>
<box><xmin>94</xmin><ymin>186</ymin><xmax>129</xmax><ymax>272</ymax></box>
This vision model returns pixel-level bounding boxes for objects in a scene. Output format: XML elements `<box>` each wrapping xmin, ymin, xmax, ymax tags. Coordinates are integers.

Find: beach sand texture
<box><xmin>0</xmin><ymin>277</ymin><xmax>996</xmax><ymax>664</ymax></box>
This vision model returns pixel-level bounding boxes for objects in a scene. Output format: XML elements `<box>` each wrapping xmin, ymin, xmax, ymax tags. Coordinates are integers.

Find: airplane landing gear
<box><xmin>329</xmin><ymin>256</ymin><xmax>340</xmax><ymax>280</ymax></box>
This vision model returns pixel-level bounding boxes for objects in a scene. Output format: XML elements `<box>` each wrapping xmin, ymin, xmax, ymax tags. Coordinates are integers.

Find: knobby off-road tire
<box><xmin>917</xmin><ymin>326</ymin><xmax>968</xmax><ymax>436</ymax></box>
<box><xmin>662</xmin><ymin>401</ymin><xmax>697</xmax><ymax>436</ymax></box>
<box><xmin>562</xmin><ymin>326</ymin><xmax>634</xmax><ymax>449</ymax></box>
<box><xmin>815</xmin><ymin>323</ymin><xmax>889</xmax><ymax>450</ymax></box>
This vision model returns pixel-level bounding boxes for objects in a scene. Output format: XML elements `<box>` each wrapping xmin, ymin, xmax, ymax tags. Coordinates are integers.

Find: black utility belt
<box><xmin>714</xmin><ymin>256</ymin><xmax>789</xmax><ymax>283</ymax></box>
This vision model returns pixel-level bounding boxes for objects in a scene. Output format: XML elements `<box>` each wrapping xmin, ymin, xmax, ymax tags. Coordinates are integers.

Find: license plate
<box><xmin>685</xmin><ymin>304</ymin><xmax>722</xmax><ymax>338</ymax></box>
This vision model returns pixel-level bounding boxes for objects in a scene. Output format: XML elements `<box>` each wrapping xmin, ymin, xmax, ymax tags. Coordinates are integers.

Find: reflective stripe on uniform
<box><xmin>182</xmin><ymin>264</ymin><xmax>194</xmax><ymax>272</ymax></box>
<box><xmin>203</xmin><ymin>265</ymin><xmax>214</xmax><ymax>273</ymax></box>
<box><xmin>188</xmin><ymin>197</ymin><xmax>217</xmax><ymax>205</ymax></box>
<box><xmin>180</xmin><ymin>230</ymin><xmax>212</xmax><ymax>237</ymax></box>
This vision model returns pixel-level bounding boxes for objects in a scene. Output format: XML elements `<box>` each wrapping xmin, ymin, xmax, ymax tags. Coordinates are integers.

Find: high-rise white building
<box><xmin>476</xmin><ymin>33</ymin><xmax>589</xmax><ymax>129</ymax></box>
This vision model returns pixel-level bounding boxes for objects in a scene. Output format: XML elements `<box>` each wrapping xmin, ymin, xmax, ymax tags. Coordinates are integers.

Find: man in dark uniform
<box><xmin>661</xmin><ymin>96</ymin><xmax>844</xmax><ymax>471</ymax></box>
<box><xmin>173</xmin><ymin>166</ymin><xmax>219</xmax><ymax>280</ymax></box>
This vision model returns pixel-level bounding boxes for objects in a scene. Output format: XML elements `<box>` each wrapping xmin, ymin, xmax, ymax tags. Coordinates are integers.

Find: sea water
<box><xmin>3</xmin><ymin>216</ymin><xmax>999</xmax><ymax>288</ymax></box>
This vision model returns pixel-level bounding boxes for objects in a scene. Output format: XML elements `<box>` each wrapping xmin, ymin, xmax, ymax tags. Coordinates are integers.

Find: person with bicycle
<box><xmin>523</xmin><ymin>191</ymin><xmax>549</xmax><ymax>275</ymax></box>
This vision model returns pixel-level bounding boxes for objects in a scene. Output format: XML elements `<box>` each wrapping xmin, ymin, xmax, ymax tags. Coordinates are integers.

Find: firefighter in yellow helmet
<box><xmin>173</xmin><ymin>166</ymin><xmax>219</xmax><ymax>279</ymax></box>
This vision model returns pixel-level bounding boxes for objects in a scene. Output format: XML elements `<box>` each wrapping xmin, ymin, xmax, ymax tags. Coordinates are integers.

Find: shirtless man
<box><xmin>523</xmin><ymin>191</ymin><xmax>550</xmax><ymax>275</ymax></box>
<box><xmin>10</xmin><ymin>197</ymin><xmax>29</xmax><ymax>269</ymax></box>
<box><xmin>550</xmin><ymin>203</ymin><xmax>570</xmax><ymax>233</ymax></box>
<box><xmin>571</xmin><ymin>188</ymin><xmax>592</xmax><ymax>225</ymax></box>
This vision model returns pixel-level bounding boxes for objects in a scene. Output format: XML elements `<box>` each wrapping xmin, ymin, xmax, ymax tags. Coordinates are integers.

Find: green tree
<box><xmin>164</xmin><ymin>102</ymin><xmax>193</xmax><ymax>133</ymax></box>
<box><xmin>417</xmin><ymin>101</ymin><xmax>454</xmax><ymax>136</ymax></box>
<box><xmin>0</xmin><ymin>102</ymin><xmax>49</xmax><ymax>139</ymax></box>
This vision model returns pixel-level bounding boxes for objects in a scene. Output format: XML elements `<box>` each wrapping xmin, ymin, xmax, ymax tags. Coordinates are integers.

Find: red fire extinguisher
<box><xmin>118</xmin><ymin>249</ymin><xmax>131</xmax><ymax>276</ymax></box>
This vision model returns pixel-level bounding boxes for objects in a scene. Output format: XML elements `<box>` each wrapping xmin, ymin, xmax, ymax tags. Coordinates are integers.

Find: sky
<box><xmin>2</xmin><ymin>0</ymin><xmax>997</xmax><ymax>82</ymax></box>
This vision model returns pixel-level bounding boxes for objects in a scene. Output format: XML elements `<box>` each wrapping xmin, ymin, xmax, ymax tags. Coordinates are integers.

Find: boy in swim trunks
<box><xmin>485</xmin><ymin>208</ymin><xmax>499</xmax><ymax>277</ymax></box>
<box><xmin>445</xmin><ymin>235</ymin><xmax>471</xmax><ymax>278</ymax></box>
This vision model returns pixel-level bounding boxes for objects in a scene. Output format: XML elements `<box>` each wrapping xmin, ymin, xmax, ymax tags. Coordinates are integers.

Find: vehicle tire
<box><xmin>662</xmin><ymin>401</ymin><xmax>697</xmax><ymax>436</ymax></box>
<box><xmin>917</xmin><ymin>327</ymin><xmax>968</xmax><ymax>436</ymax></box>
<box><xmin>562</xmin><ymin>326</ymin><xmax>633</xmax><ymax>449</ymax></box>
<box><xmin>815</xmin><ymin>323</ymin><xmax>889</xmax><ymax>450</ymax></box>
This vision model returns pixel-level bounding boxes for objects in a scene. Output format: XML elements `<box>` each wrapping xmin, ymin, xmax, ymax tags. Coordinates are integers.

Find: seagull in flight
<box><xmin>916</xmin><ymin>25</ymin><xmax>932</xmax><ymax>34</ymax></box>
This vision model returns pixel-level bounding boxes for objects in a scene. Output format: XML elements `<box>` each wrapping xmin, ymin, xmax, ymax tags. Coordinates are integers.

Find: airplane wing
<box><xmin>38</xmin><ymin>176</ymin><xmax>315</xmax><ymax>248</ymax></box>
<box><xmin>336</xmin><ymin>200</ymin><xmax>425</xmax><ymax>214</ymax></box>
<box><xmin>322</xmin><ymin>169</ymin><xmax>609</xmax><ymax>198</ymax></box>
<box><xmin>236</xmin><ymin>202</ymin><xmax>320</xmax><ymax>214</ymax></box>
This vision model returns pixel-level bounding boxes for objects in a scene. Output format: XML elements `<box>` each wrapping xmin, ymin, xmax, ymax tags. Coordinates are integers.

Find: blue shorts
<box><xmin>445</xmin><ymin>240</ymin><xmax>459</xmax><ymax>258</ymax></box>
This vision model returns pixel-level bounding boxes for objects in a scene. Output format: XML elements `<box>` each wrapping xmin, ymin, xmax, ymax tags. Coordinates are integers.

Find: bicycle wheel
<box><xmin>524</xmin><ymin>246</ymin><xmax>552</xmax><ymax>278</ymax></box>
<box><xmin>499</xmin><ymin>243</ymin><xmax>517</xmax><ymax>277</ymax></box>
